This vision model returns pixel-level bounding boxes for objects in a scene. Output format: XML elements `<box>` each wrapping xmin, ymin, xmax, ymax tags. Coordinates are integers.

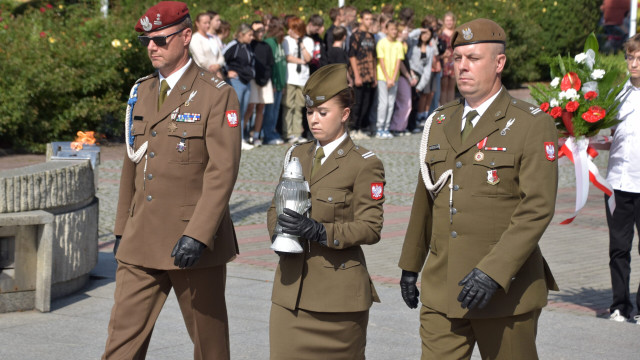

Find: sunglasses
<box><xmin>138</xmin><ymin>28</ymin><xmax>185</xmax><ymax>47</ymax></box>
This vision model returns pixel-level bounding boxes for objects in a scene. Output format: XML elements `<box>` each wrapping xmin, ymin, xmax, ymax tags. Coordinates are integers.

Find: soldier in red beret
<box><xmin>102</xmin><ymin>2</ymin><xmax>241</xmax><ymax>359</ymax></box>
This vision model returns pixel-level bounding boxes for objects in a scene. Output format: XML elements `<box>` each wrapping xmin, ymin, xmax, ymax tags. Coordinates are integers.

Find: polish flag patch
<box><xmin>371</xmin><ymin>182</ymin><xmax>384</xmax><ymax>200</ymax></box>
<box><xmin>225</xmin><ymin>110</ymin><xmax>238</xmax><ymax>127</ymax></box>
<box><xmin>544</xmin><ymin>142</ymin><xmax>556</xmax><ymax>161</ymax></box>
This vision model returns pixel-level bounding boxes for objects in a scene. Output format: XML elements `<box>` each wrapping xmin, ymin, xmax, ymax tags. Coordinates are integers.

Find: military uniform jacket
<box><xmin>267</xmin><ymin>137</ymin><xmax>385</xmax><ymax>313</ymax></box>
<box><xmin>398</xmin><ymin>88</ymin><xmax>559</xmax><ymax>319</ymax></box>
<box><xmin>114</xmin><ymin>62</ymin><xmax>241</xmax><ymax>270</ymax></box>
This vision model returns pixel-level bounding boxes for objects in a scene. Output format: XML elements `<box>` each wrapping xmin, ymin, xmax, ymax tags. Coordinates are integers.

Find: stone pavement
<box><xmin>2</xmin><ymin>130</ymin><xmax>640</xmax><ymax>358</ymax></box>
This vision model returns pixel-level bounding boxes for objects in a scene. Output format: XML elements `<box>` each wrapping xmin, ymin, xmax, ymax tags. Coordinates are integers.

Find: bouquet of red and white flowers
<box><xmin>529</xmin><ymin>33</ymin><xmax>629</xmax><ymax>224</ymax></box>
<box><xmin>529</xmin><ymin>33</ymin><xmax>627</xmax><ymax>138</ymax></box>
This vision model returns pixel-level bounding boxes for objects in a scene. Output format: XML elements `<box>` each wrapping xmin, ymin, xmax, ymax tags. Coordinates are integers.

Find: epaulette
<box><xmin>196</xmin><ymin>70</ymin><xmax>229</xmax><ymax>90</ymax></box>
<box><xmin>433</xmin><ymin>98</ymin><xmax>461</xmax><ymax>113</ymax></box>
<box><xmin>509</xmin><ymin>97</ymin><xmax>546</xmax><ymax>117</ymax></box>
<box><xmin>353</xmin><ymin>145</ymin><xmax>377</xmax><ymax>159</ymax></box>
<box><xmin>135</xmin><ymin>73</ymin><xmax>156</xmax><ymax>85</ymax></box>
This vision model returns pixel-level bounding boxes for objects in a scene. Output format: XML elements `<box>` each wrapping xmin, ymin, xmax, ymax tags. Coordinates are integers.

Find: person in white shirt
<box><xmin>604</xmin><ymin>33</ymin><xmax>640</xmax><ymax>324</ymax></box>
<box><xmin>189</xmin><ymin>13</ymin><xmax>223</xmax><ymax>77</ymax></box>
<box><xmin>282</xmin><ymin>16</ymin><xmax>314</xmax><ymax>143</ymax></box>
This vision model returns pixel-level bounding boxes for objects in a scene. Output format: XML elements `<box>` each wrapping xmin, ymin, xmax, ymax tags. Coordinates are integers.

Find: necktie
<box><xmin>158</xmin><ymin>80</ymin><xmax>170</xmax><ymax>110</ymax></box>
<box><xmin>311</xmin><ymin>147</ymin><xmax>325</xmax><ymax>178</ymax></box>
<box><xmin>461</xmin><ymin>110</ymin><xmax>478</xmax><ymax>142</ymax></box>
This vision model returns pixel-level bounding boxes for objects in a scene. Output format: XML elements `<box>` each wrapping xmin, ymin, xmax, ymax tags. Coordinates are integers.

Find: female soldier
<box><xmin>267</xmin><ymin>63</ymin><xmax>386</xmax><ymax>360</ymax></box>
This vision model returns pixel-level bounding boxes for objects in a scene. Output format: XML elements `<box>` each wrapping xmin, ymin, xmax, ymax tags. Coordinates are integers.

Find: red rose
<box><xmin>549</xmin><ymin>106</ymin><xmax>563</xmax><ymax>119</ymax></box>
<box><xmin>581</xmin><ymin>106</ymin><xmax>606</xmax><ymax>123</ymax></box>
<box><xmin>560</xmin><ymin>72</ymin><xmax>581</xmax><ymax>92</ymax></box>
<box><xmin>39</xmin><ymin>31</ymin><xmax>46</xmax><ymax>38</ymax></box>
<box><xmin>40</xmin><ymin>7</ymin><xmax>46</xmax><ymax>13</ymax></box>
<box><xmin>565</xmin><ymin>101</ymin><xmax>580</xmax><ymax>112</ymax></box>
<box><xmin>584</xmin><ymin>91</ymin><xmax>598</xmax><ymax>100</ymax></box>
<box><xmin>540</xmin><ymin>102</ymin><xmax>550</xmax><ymax>112</ymax></box>
<box><xmin>46</xmin><ymin>4</ymin><xmax>53</xmax><ymax>9</ymax></box>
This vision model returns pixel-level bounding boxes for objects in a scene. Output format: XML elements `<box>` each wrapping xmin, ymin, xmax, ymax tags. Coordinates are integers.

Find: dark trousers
<box><xmin>605</xmin><ymin>190</ymin><xmax>640</xmax><ymax>318</ymax></box>
<box><xmin>350</xmin><ymin>83</ymin><xmax>375</xmax><ymax>131</ymax></box>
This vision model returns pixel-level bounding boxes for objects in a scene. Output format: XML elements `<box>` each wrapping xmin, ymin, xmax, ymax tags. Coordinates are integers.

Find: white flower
<box><xmin>574</xmin><ymin>53</ymin><xmax>587</xmax><ymax>64</ymax></box>
<box><xmin>591</xmin><ymin>69</ymin><xmax>605</xmax><ymax>80</ymax></box>
<box><xmin>550</xmin><ymin>77</ymin><xmax>560</xmax><ymax>88</ymax></box>
<box><xmin>550</xmin><ymin>98</ymin><xmax>559</xmax><ymax>107</ymax></box>
<box><xmin>584</xmin><ymin>49</ymin><xmax>596</xmax><ymax>70</ymax></box>
<box><xmin>559</xmin><ymin>88</ymin><xmax>579</xmax><ymax>101</ymax></box>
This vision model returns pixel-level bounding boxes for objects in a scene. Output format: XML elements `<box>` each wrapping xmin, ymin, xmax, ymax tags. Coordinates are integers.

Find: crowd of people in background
<box><xmin>189</xmin><ymin>5</ymin><xmax>459</xmax><ymax>149</ymax></box>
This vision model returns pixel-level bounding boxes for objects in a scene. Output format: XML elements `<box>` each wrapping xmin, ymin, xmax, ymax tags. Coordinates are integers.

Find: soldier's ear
<box><xmin>495</xmin><ymin>53</ymin><xmax>506</xmax><ymax>74</ymax></box>
<box><xmin>341</xmin><ymin>107</ymin><xmax>351</xmax><ymax>124</ymax></box>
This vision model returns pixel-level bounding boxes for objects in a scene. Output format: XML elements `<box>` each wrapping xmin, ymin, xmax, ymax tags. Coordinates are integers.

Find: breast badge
<box><xmin>371</xmin><ymin>182</ymin><xmax>384</xmax><ymax>200</ymax></box>
<box><xmin>487</xmin><ymin>170</ymin><xmax>500</xmax><ymax>185</ymax></box>
<box><xmin>500</xmin><ymin>118</ymin><xmax>515</xmax><ymax>135</ymax></box>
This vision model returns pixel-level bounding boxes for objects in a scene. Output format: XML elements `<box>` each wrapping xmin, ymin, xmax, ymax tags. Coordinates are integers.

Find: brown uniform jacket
<box><xmin>267</xmin><ymin>137</ymin><xmax>385</xmax><ymax>312</ymax></box>
<box><xmin>114</xmin><ymin>62</ymin><xmax>241</xmax><ymax>270</ymax></box>
<box><xmin>399</xmin><ymin>88</ymin><xmax>559</xmax><ymax>319</ymax></box>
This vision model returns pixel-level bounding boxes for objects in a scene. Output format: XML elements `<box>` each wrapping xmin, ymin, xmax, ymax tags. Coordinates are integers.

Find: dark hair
<box><xmin>266</xmin><ymin>18</ymin><xmax>286</xmax><ymax>43</ymax></box>
<box><xmin>206</xmin><ymin>10</ymin><xmax>218</xmax><ymax>17</ymax></box>
<box><xmin>385</xmin><ymin>19</ymin><xmax>397</xmax><ymax>29</ymax></box>
<box><xmin>418</xmin><ymin>27</ymin><xmax>434</xmax><ymax>46</ymax></box>
<box><xmin>308</xmin><ymin>14</ymin><xmax>324</xmax><ymax>27</ymax></box>
<box><xmin>194</xmin><ymin>12</ymin><xmax>211</xmax><ymax>32</ymax></box>
<box><xmin>360</xmin><ymin>9</ymin><xmax>372</xmax><ymax>18</ymax></box>
<box><xmin>421</xmin><ymin>15</ymin><xmax>435</xmax><ymax>29</ymax></box>
<box><xmin>332</xmin><ymin>87</ymin><xmax>355</xmax><ymax>127</ymax></box>
<box><xmin>332</xmin><ymin>26</ymin><xmax>346</xmax><ymax>42</ymax></box>
<box><xmin>399</xmin><ymin>8</ymin><xmax>414</xmax><ymax>27</ymax></box>
<box><xmin>217</xmin><ymin>20</ymin><xmax>230</xmax><ymax>36</ymax></box>
<box><xmin>329</xmin><ymin>7</ymin><xmax>340</xmax><ymax>22</ymax></box>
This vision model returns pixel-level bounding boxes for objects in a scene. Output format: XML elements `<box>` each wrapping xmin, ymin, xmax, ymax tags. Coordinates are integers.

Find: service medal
<box><xmin>168</xmin><ymin>121</ymin><xmax>178</xmax><ymax>133</ymax></box>
<box><xmin>177</xmin><ymin>139</ymin><xmax>186</xmax><ymax>152</ymax></box>
<box><xmin>474</xmin><ymin>151</ymin><xmax>484</xmax><ymax>162</ymax></box>
<box><xmin>475</xmin><ymin>137</ymin><xmax>488</xmax><ymax>162</ymax></box>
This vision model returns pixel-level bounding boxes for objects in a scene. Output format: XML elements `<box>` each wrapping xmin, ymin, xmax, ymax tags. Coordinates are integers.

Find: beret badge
<box><xmin>140</xmin><ymin>16</ymin><xmax>153</xmax><ymax>31</ymax></box>
<box><xmin>305</xmin><ymin>95</ymin><xmax>314</xmax><ymax>107</ymax></box>
<box><xmin>462</xmin><ymin>27</ymin><xmax>473</xmax><ymax>41</ymax></box>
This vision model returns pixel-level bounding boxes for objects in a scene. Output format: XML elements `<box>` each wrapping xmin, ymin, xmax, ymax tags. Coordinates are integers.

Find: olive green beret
<box><xmin>451</xmin><ymin>18</ymin><xmax>506</xmax><ymax>48</ymax></box>
<box><xmin>302</xmin><ymin>64</ymin><xmax>349</xmax><ymax>107</ymax></box>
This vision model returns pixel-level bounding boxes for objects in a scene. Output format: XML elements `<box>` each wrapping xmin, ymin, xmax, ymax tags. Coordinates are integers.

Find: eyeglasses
<box><xmin>138</xmin><ymin>28</ymin><xmax>185</xmax><ymax>47</ymax></box>
<box><xmin>625</xmin><ymin>56</ymin><xmax>640</xmax><ymax>64</ymax></box>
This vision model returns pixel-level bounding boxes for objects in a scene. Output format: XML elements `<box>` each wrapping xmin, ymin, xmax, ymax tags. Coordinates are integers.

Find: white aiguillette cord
<box><xmin>419</xmin><ymin>112</ymin><xmax>455</xmax><ymax>222</ymax></box>
<box><xmin>125</xmin><ymin>82</ymin><xmax>148</xmax><ymax>164</ymax></box>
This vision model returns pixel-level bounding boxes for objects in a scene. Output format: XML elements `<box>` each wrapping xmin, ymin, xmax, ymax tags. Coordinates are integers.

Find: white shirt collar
<box><xmin>461</xmin><ymin>88</ymin><xmax>503</xmax><ymax>130</ymax></box>
<box><xmin>158</xmin><ymin>58</ymin><xmax>193</xmax><ymax>95</ymax></box>
<box><xmin>315</xmin><ymin>132</ymin><xmax>348</xmax><ymax>165</ymax></box>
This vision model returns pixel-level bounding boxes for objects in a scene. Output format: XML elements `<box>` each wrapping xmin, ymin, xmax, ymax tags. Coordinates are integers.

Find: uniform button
<box><xmin>147</xmin><ymin>174</ymin><xmax>153</xmax><ymax>180</ymax></box>
<box><xmin>151</xmin><ymin>130</ymin><xmax>157</xmax><ymax>137</ymax></box>
<box><xmin>456</xmin><ymin>161</ymin><xmax>462</xmax><ymax>168</ymax></box>
<box><xmin>149</xmin><ymin>152</ymin><xmax>155</xmax><ymax>158</ymax></box>
<box><xmin>146</xmin><ymin>195</ymin><xmax>152</xmax><ymax>201</ymax></box>
<box><xmin>451</xmin><ymin>208</ymin><xmax>457</xmax><ymax>215</ymax></box>
<box><xmin>333</xmin><ymin>239</ymin><xmax>340</xmax><ymax>246</ymax></box>
<box><xmin>453</xmin><ymin>185</ymin><xmax>460</xmax><ymax>191</ymax></box>
<box><xmin>341</xmin><ymin>263</ymin><xmax>346</xmax><ymax>269</ymax></box>
<box><xmin>328</xmin><ymin>197</ymin><xmax>333</xmax><ymax>202</ymax></box>
<box><xmin>451</xmin><ymin>231</ymin><xmax>457</xmax><ymax>238</ymax></box>
<box><xmin>490</xmin><ymin>161</ymin><xmax>495</xmax><ymax>166</ymax></box>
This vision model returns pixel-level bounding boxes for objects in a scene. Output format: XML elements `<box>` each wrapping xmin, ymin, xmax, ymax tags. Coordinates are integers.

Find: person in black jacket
<box><xmin>244</xmin><ymin>21</ymin><xmax>275</xmax><ymax>146</ymax></box>
<box><xmin>223</xmin><ymin>23</ymin><xmax>255</xmax><ymax>149</ymax></box>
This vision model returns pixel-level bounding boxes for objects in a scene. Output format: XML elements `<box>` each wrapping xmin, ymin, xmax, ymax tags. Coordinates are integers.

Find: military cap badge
<box><xmin>140</xmin><ymin>16</ymin><xmax>153</xmax><ymax>31</ymax></box>
<box><xmin>305</xmin><ymin>95</ymin><xmax>313</xmax><ymax>107</ymax></box>
<box><xmin>462</xmin><ymin>27</ymin><xmax>473</xmax><ymax>40</ymax></box>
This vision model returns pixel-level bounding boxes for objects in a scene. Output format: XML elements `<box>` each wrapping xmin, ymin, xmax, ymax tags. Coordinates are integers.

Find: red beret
<box><xmin>135</xmin><ymin>1</ymin><xmax>190</xmax><ymax>33</ymax></box>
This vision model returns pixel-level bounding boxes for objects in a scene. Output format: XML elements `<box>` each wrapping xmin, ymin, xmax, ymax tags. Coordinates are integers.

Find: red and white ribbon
<box><xmin>558</xmin><ymin>136</ymin><xmax>615</xmax><ymax>224</ymax></box>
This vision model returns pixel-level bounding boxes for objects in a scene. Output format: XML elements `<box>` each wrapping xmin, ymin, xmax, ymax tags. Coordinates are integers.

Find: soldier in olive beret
<box><xmin>267</xmin><ymin>64</ymin><xmax>386</xmax><ymax>359</ymax></box>
<box><xmin>398</xmin><ymin>18</ymin><xmax>558</xmax><ymax>359</ymax></box>
<box><xmin>103</xmin><ymin>2</ymin><xmax>241</xmax><ymax>359</ymax></box>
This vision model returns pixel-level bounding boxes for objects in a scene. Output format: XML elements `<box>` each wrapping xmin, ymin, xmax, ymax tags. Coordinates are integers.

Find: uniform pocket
<box><xmin>168</xmin><ymin>123</ymin><xmax>205</xmax><ymax>164</ymax></box>
<box><xmin>426</xmin><ymin>149</ymin><xmax>449</xmax><ymax>183</ymax></box>
<box><xmin>131</xmin><ymin>121</ymin><xmax>148</xmax><ymax>148</ymax></box>
<box><xmin>472</xmin><ymin>153</ymin><xmax>516</xmax><ymax>197</ymax></box>
<box><xmin>311</xmin><ymin>188</ymin><xmax>347</xmax><ymax>223</ymax></box>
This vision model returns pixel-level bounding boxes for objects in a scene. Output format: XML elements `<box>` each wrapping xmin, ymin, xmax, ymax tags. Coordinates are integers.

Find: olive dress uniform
<box><xmin>267</xmin><ymin>135</ymin><xmax>385</xmax><ymax>360</ymax></box>
<box><xmin>399</xmin><ymin>87</ymin><xmax>559</xmax><ymax>359</ymax></box>
<box><xmin>104</xmin><ymin>59</ymin><xmax>241</xmax><ymax>359</ymax></box>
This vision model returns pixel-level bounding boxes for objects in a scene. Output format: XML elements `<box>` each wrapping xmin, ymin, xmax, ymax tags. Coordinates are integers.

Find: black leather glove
<box><xmin>113</xmin><ymin>235</ymin><xmax>121</xmax><ymax>256</ymax></box>
<box><xmin>457</xmin><ymin>268</ymin><xmax>499</xmax><ymax>310</ymax></box>
<box><xmin>171</xmin><ymin>235</ymin><xmax>206</xmax><ymax>269</ymax></box>
<box><xmin>278</xmin><ymin>208</ymin><xmax>327</xmax><ymax>246</ymax></box>
<box><xmin>400</xmin><ymin>270</ymin><xmax>420</xmax><ymax>309</ymax></box>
